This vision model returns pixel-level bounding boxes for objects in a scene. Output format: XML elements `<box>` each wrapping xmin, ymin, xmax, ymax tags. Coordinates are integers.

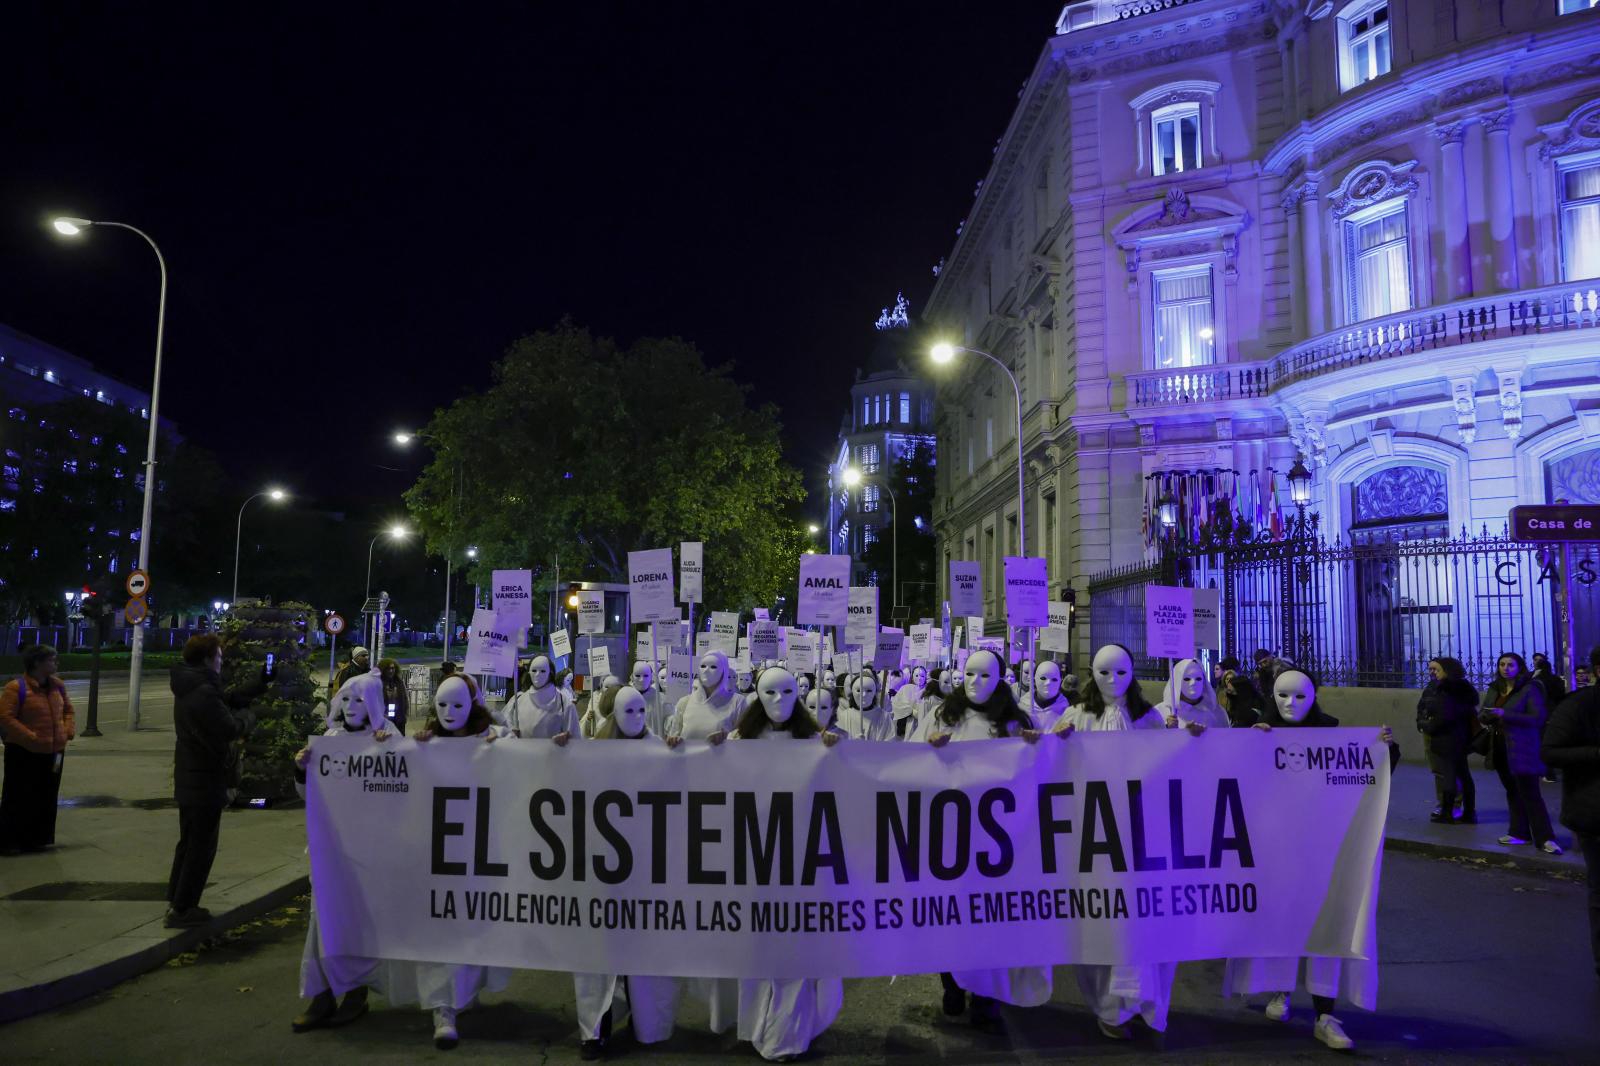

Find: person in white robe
<box><xmin>835</xmin><ymin>671</ymin><xmax>895</xmax><ymax>741</ymax></box>
<box><xmin>506</xmin><ymin>654</ymin><xmax>582</xmax><ymax>738</ymax></box>
<box><xmin>1153</xmin><ymin>658</ymin><xmax>1230</xmax><ymax>732</ymax></box>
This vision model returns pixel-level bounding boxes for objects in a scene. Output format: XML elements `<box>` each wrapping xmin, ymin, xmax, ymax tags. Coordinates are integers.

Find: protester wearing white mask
<box><xmin>1020</xmin><ymin>660</ymin><xmax>1069</xmax><ymax>733</ymax></box>
<box><xmin>403</xmin><ymin>677</ymin><xmax>512</xmax><ymax>1049</ymax></box>
<box><xmin>667</xmin><ymin>651</ymin><xmax>742</xmax><ymax>741</ymax></box>
<box><xmin>507</xmin><ymin>655</ymin><xmax>580</xmax><ymax>740</ymax></box>
<box><xmin>892</xmin><ymin>665</ymin><xmax>927</xmax><ymax>737</ymax></box>
<box><xmin>727</xmin><ymin>668</ymin><xmax>844</xmax><ymax>1060</ymax></box>
<box><xmin>807</xmin><ymin>686</ymin><xmax>846</xmax><ymax>738</ymax></box>
<box><xmin>926</xmin><ymin>650</ymin><xmax>1050</xmax><ymax>1029</ymax></box>
<box><xmin>629</xmin><ymin>661</ymin><xmax>672</xmax><ymax>737</ymax></box>
<box><xmin>835</xmin><ymin>671</ymin><xmax>895</xmax><ymax>741</ymax></box>
<box><xmin>564</xmin><ymin>686</ymin><xmax>680</xmax><ymax>1059</ymax></box>
<box><xmin>1155</xmin><ymin>658</ymin><xmax>1229</xmax><ymax>733</ymax></box>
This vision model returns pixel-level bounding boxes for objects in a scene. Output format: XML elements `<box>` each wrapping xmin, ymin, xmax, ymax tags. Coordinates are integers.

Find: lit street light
<box><xmin>53</xmin><ymin>215</ymin><xmax>167</xmax><ymax>732</ymax></box>
<box><xmin>807</xmin><ymin>524</ymin><xmax>820</xmax><ymax>534</ymax></box>
<box><xmin>233</xmin><ymin>487</ymin><xmax>289</xmax><ymax>605</ymax></box>
<box><xmin>366</xmin><ymin>525</ymin><xmax>410</xmax><ymax>602</ymax></box>
<box><xmin>842</xmin><ymin>466</ymin><xmax>899</xmax><ymax>614</ymax></box>
<box><xmin>395</xmin><ymin>429</ymin><xmax>463</xmax><ymax>659</ymax></box>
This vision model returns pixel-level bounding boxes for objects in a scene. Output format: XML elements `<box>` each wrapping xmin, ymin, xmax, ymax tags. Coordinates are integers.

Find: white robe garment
<box><xmin>505</xmin><ymin>684</ymin><xmax>581</xmax><ymax>739</ymax></box>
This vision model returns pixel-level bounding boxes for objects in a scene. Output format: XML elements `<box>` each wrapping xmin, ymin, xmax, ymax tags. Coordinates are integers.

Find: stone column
<box><xmin>1434</xmin><ymin>121</ymin><xmax>1474</xmax><ymax>300</ymax></box>
<box><xmin>1482</xmin><ymin>108</ymin><xmax>1520</xmax><ymax>292</ymax></box>
<box><xmin>1283</xmin><ymin>180</ymin><xmax>1326</xmax><ymax>336</ymax></box>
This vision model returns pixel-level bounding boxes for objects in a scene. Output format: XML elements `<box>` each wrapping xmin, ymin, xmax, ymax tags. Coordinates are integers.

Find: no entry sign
<box><xmin>126</xmin><ymin>569</ymin><xmax>151</xmax><ymax>598</ymax></box>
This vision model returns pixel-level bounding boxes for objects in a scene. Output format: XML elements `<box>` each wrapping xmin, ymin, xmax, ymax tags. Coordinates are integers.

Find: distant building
<box><xmin>926</xmin><ymin>1</ymin><xmax>1600</xmax><ymax>683</ymax></box>
<box><xmin>825</xmin><ymin>295</ymin><xmax>938</xmax><ymax>606</ymax></box>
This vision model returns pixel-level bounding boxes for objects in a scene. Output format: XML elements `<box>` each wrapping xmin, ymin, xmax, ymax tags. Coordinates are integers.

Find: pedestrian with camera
<box><xmin>167</xmin><ymin>634</ymin><xmax>266</xmax><ymax>928</ymax></box>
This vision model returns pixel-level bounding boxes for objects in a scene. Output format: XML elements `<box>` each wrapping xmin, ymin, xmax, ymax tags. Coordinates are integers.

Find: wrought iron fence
<box><xmin>1088</xmin><ymin>523</ymin><xmax>1598</xmax><ymax>690</ymax></box>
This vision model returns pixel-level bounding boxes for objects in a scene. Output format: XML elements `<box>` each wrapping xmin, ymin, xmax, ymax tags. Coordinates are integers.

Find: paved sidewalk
<box><xmin>0</xmin><ymin>723</ymin><xmax>308</xmax><ymax>1024</ymax></box>
<box><xmin>0</xmin><ymin>724</ymin><xmax>1585</xmax><ymax>1025</ymax></box>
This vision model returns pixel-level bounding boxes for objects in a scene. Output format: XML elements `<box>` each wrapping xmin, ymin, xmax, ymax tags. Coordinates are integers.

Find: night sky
<box><xmin>2</xmin><ymin>2</ymin><xmax>1060</xmax><ymax>509</ymax></box>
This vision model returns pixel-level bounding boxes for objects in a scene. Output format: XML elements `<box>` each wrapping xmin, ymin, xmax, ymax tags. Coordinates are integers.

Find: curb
<box><xmin>0</xmin><ymin>873</ymin><xmax>310</xmax><ymax>1025</ymax></box>
<box><xmin>1385</xmin><ymin>834</ymin><xmax>1586</xmax><ymax>880</ymax></box>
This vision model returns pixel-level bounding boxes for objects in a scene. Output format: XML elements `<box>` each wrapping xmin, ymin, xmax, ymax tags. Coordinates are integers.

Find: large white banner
<box><xmin>844</xmin><ymin>586</ymin><xmax>877</xmax><ymax>650</ymax></box>
<box><xmin>797</xmin><ymin>554</ymin><xmax>851</xmax><ymax>626</ymax></box>
<box><xmin>680</xmin><ymin>542</ymin><xmax>703</xmax><ymax>605</ymax></box>
<box><xmin>628</xmin><ymin>548</ymin><xmax>676</xmax><ymax>622</ymax></box>
<box><xmin>462</xmin><ymin>607</ymin><xmax>516</xmax><ymax>678</ymax></box>
<box><xmin>308</xmin><ymin>730</ymin><xmax>1390</xmax><ymax>979</ymax></box>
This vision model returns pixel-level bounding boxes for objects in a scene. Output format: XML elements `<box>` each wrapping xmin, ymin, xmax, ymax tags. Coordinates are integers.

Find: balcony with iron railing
<box><xmin>1125</xmin><ymin>280</ymin><xmax>1600</xmax><ymax>411</ymax></box>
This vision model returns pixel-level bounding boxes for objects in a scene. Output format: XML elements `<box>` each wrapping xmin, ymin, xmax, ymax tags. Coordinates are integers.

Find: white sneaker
<box><xmin>1314</xmin><ymin>1013</ymin><xmax>1354</xmax><ymax>1050</ymax></box>
<box><xmin>1264</xmin><ymin>992</ymin><xmax>1290</xmax><ymax>1021</ymax></box>
<box><xmin>433</xmin><ymin>1007</ymin><xmax>459</xmax><ymax>1050</ymax></box>
<box><xmin>1541</xmin><ymin>840</ymin><xmax>1565</xmax><ymax>856</ymax></box>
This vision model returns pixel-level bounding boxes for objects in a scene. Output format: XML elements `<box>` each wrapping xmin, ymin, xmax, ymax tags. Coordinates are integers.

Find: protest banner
<box><xmin>787</xmin><ymin>631</ymin><xmax>819</xmax><ymax>674</ymax></box>
<box><xmin>967</xmin><ymin>616</ymin><xmax>984</xmax><ymax>649</ymax></box>
<box><xmin>710</xmin><ymin>611</ymin><xmax>740</xmax><ymax>656</ymax></box>
<box><xmin>844</xmin><ymin>586</ymin><xmax>877</xmax><ymax>650</ymax></box>
<box><xmin>462</xmin><ymin>607</ymin><xmax>516</xmax><ymax>678</ymax></box>
<box><xmin>308</xmin><ymin>729</ymin><xmax>1390</xmax><ymax>983</ymax></box>
<box><xmin>749</xmin><ymin>621</ymin><xmax>781</xmax><ymax>664</ymax></box>
<box><xmin>1146</xmin><ymin>586</ymin><xmax>1196</xmax><ymax>660</ymax></box>
<box><xmin>491</xmin><ymin>570</ymin><xmax>533</xmax><ymax>646</ymax></box>
<box><xmin>628</xmin><ymin>548</ymin><xmax>676</xmax><ymax>622</ymax></box>
<box><xmin>1002</xmin><ymin>556</ymin><xmax>1049</xmax><ymax>628</ymax></box>
<box><xmin>831</xmin><ymin>652</ymin><xmax>851</xmax><ymax>675</ymax></box>
<box><xmin>948</xmin><ymin>561</ymin><xmax>983</xmax><ymax>617</ymax></box>
<box><xmin>1038</xmin><ymin>626</ymin><xmax>1072</xmax><ymax>654</ymax></box>
<box><xmin>1193</xmin><ymin>588</ymin><xmax>1222</xmax><ymax>651</ymax></box>
<box><xmin>908</xmin><ymin>624</ymin><xmax>931</xmax><ymax>663</ymax></box>
<box><xmin>872</xmin><ymin>630</ymin><xmax>905</xmax><ymax>670</ymax></box>
<box><xmin>549</xmin><ymin>629</ymin><xmax>572</xmax><ymax>661</ymax></box>
<box><xmin>577</xmin><ymin>590</ymin><xmax>606</xmax><ymax>636</ymax></box>
<box><xmin>664</xmin><ymin>649</ymin><xmax>694</xmax><ymax>704</ymax></box>
<box><xmin>695</xmin><ymin>631</ymin><xmax>712</xmax><ymax>657</ymax></box>
<box><xmin>797</xmin><ymin>554</ymin><xmax>851</xmax><ymax>626</ymax></box>
<box><xmin>587</xmin><ymin>645</ymin><xmax>611</xmax><ymax>679</ymax></box>
<box><xmin>1047</xmin><ymin>601</ymin><xmax>1072</xmax><ymax>630</ymax></box>
<box><xmin>680</xmin><ymin>542</ymin><xmax>703</xmax><ymax>605</ymax></box>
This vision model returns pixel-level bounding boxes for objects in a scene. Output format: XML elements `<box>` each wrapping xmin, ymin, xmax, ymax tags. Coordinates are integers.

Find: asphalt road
<box><xmin>59</xmin><ymin>675</ymin><xmax>177</xmax><ymax>731</ymax></box>
<box><xmin>4</xmin><ymin>851</ymin><xmax>1595</xmax><ymax>1064</ymax></box>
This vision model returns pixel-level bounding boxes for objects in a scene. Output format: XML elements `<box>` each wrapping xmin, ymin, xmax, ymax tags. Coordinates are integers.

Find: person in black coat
<box><xmin>1417</xmin><ymin>657</ymin><xmax>1478</xmax><ymax>824</ymax></box>
<box><xmin>1541</xmin><ymin>645</ymin><xmax>1600</xmax><ymax>978</ymax></box>
<box><xmin>1480</xmin><ymin>652</ymin><xmax>1559</xmax><ymax>854</ymax></box>
<box><xmin>166</xmin><ymin>633</ymin><xmax>263</xmax><ymax>928</ymax></box>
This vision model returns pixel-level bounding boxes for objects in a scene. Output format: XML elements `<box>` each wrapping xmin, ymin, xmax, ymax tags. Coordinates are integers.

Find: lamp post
<box><xmin>54</xmin><ymin>217</ymin><xmax>167</xmax><ymax>729</ymax></box>
<box><xmin>842</xmin><ymin>467</ymin><xmax>898</xmax><ymax>613</ymax></box>
<box><xmin>931</xmin><ymin>341</ymin><xmax>1030</xmax><ymax>660</ymax></box>
<box><xmin>395</xmin><ymin>430</ymin><xmax>462</xmax><ymax>659</ymax></box>
<box><xmin>1280</xmin><ymin>457</ymin><xmax>1317</xmax><ymax>664</ymax></box>
<box><xmin>366</xmin><ymin>525</ymin><xmax>410</xmax><ymax>602</ymax></box>
<box><xmin>232</xmin><ymin>488</ymin><xmax>288</xmax><ymax>605</ymax></box>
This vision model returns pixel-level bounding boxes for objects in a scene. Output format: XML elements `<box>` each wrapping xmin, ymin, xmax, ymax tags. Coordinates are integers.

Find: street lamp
<box><xmin>807</xmin><ymin>524</ymin><xmax>820</xmax><ymax>534</ymax></box>
<box><xmin>395</xmin><ymin>429</ymin><xmax>463</xmax><ymax>659</ymax></box>
<box><xmin>842</xmin><ymin>466</ymin><xmax>899</xmax><ymax>613</ymax></box>
<box><xmin>366</xmin><ymin>525</ymin><xmax>410</xmax><ymax>602</ymax></box>
<box><xmin>1157</xmin><ymin>489</ymin><xmax>1179</xmax><ymax>532</ymax></box>
<box><xmin>1287</xmin><ymin>457</ymin><xmax>1314</xmax><ymax>511</ymax></box>
<box><xmin>233</xmin><ymin>487</ymin><xmax>289</xmax><ymax>604</ymax></box>
<box><xmin>53</xmin><ymin>215</ymin><xmax>167</xmax><ymax>732</ymax></box>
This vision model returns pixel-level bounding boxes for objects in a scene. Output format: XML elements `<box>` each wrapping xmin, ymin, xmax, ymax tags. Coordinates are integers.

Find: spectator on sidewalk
<box><xmin>1541</xmin><ymin>645</ymin><xmax>1600</xmax><ymax>980</ymax></box>
<box><xmin>377</xmin><ymin>658</ymin><xmax>408</xmax><ymax>735</ymax></box>
<box><xmin>1480</xmin><ymin>652</ymin><xmax>1562</xmax><ymax>855</ymax></box>
<box><xmin>1417</xmin><ymin>657</ymin><xmax>1478</xmax><ymax>824</ymax></box>
<box><xmin>167</xmin><ymin>634</ymin><xmax>264</xmax><ymax>928</ymax></box>
<box><xmin>0</xmin><ymin>645</ymin><xmax>76</xmax><ymax>854</ymax></box>
<box><xmin>331</xmin><ymin>646</ymin><xmax>370</xmax><ymax>694</ymax></box>
<box><xmin>1218</xmin><ymin>657</ymin><xmax>1262</xmax><ymax>727</ymax></box>
<box><xmin>1532</xmin><ymin>653</ymin><xmax>1567</xmax><ymax>784</ymax></box>
<box><xmin>1576</xmin><ymin>664</ymin><xmax>1592</xmax><ymax>689</ymax></box>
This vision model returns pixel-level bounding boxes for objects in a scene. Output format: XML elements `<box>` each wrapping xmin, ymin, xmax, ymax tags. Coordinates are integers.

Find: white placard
<box><xmin>749</xmin><ymin>620</ymin><xmax>781</xmax><ymax>664</ymax></box>
<box><xmin>952</xmin><ymin>624</ymin><xmax>964</xmax><ymax>652</ymax></box>
<box><xmin>1145</xmin><ymin>585</ymin><xmax>1196</xmax><ymax>660</ymax></box>
<box><xmin>908</xmin><ymin>624</ymin><xmax>931</xmax><ymax>663</ymax></box>
<box><xmin>550</xmin><ymin>628</ymin><xmax>572</xmax><ymax>660</ymax></box>
<box><xmin>872</xmin><ymin>631</ymin><xmax>905</xmax><ymax>670</ymax></box>
<box><xmin>1002</xmin><ymin>556</ymin><xmax>1049</xmax><ymax>628</ymax></box>
<box><xmin>786</xmin><ymin>631</ymin><xmax>819</xmax><ymax>674</ymax></box>
<box><xmin>709</xmin><ymin>611</ymin><xmax>740</xmax><ymax>656</ymax></box>
<box><xmin>797</xmin><ymin>554</ymin><xmax>851</xmax><ymax>626</ymax></box>
<box><xmin>831</xmin><ymin>652</ymin><xmax>851</xmax><ymax>675</ymax></box>
<box><xmin>753</xmin><ymin>608</ymin><xmax>770</xmax><ymax>621</ymax></box>
<box><xmin>1193</xmin><ymin>587</ymin><xmax>1222</xmax><ymax>650</ymax></box>
<box><xmin>844</xmin><ymin>586</ymin><xmax>877</xmax><ymax>649</ymax></box>
<box><xmin>1047</xmin><ymin>601</ymin><xmax>1072</xmax><ymax>629</ymax></box>
<box><xmin>628</xmin><ymin>547</ymin><xmax>676</xmax><ymax>622</ymax></box>
<box><xmin>587</xmin><ymin>645</ymin><xmax>611</xmax><ymax>678</ymax></box>
<box><xmin>463</xmin><ymin>607</ymin><xmax>516</xmax><ymax>678</ymax></box>
<box><xmin>966</xmin><ymin>616</ymin><xmax>984</xmax><ymax>649</ymax></box>
<box><xmin>680</xmin><ymin>541</ymin><xmax>703</xmax><ymax>604</ymax></box>
<box><xmin>1038</xmin><ymin>626</ymin><xmax>1072</xmax><ymax>654</ymax></box>
<box><xmin>577</xmin><ymin>589</ymin><xmax>606</xmax><ymax>636</ymax></box>
<box><xmin>664</xmin><ymin>649</ymin><xmax>694</xmax><ymax>704</ymax></box>
<box><xmin>695</xmin><ymin>631</ymin><xmax>711</xmax><ymax>656</ymax></box>
<box><xmin>491</xmin><ymin>570</ymin><xmax>534</xmax><ymax>639</ymax></box>
<box><xmin>948</xmin><ymin>560</ymin><xmax>983</xmax><ymax>617</ymax></box>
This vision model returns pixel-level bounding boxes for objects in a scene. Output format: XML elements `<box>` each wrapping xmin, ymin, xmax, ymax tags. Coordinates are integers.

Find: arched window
<box><xmin>1547</xmin><ymin>444</ymin><xmax>1600</xmax><ymax>505</ymax></box>
<box><xmin>1348</xmin><ymin>465</ymin><xmax>1448</xmax><ymax>545</ymax></box>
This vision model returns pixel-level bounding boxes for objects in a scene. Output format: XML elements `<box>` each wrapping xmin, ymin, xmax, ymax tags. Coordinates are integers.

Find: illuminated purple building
<box><xmin>927</xmin><ymin>1</ymin><xmax>1600</xmax><ymax>683</ymax></box>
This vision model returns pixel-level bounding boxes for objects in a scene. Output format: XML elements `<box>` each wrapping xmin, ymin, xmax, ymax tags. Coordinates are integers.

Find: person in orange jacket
<box><xmin>0</xmin><ymin>644</ymin><xmax>76</xmax><ymax>853</ymax></box>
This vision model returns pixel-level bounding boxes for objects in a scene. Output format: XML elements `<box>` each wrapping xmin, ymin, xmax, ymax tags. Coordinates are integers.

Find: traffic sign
<box><xmin>325</xmin><ymin>613</ymin><xmax>347</xmax><ymax>636</ymax></box>
<box><xmin>1510</xmin><ymin>504</ymin><xmax>1600</xmax><ymax>542</ymax></box>
<box><xmin>125</xmin><ymin>598</ymin><xmax>148</xmax><ymax>624</ymax></box>
<box><xmin>126</xmin><ymin>569</ymin><xmax>151</xmax><ymax>598</ymax></box>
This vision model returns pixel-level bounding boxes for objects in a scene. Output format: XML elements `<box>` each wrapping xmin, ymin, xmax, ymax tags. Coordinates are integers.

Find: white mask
<box><xmin>1092</xmin><ymin>645</ymin><xmax>1134</xmax><ymax>701</ymax></box>
<box><xmin>332</xmin><ymin>672</ymin><xmax>382</xmax><ymax>730</ymax></box>
<box><xmin>1005</xmin><ymin>669</ymin><xmax>1017</xmax><ymax>686</ymax></box>
<box><xmin>796</xmin><ymin>673</ymin><xmax>812</xmax><ymax>699</ymax></box>
<box><xmin>434</xmin><ymin>676</ymin><xmax>473</xmax><ymax>732</ymax></box>
<box><xmin>697</xmin><ymin>652</ymin><xmax>727</xmax><ymax>696</ymax></box>
<box><xmin>937</xmin><ymin>669</ymin><xmax>954</xmax><ymax>696</ymax></box>
<box><xmin>886</xmin><ymin>671</ymin><xmax>905</xmax><ymax>696</ymax></box>
<box><xmin>1274</xmin><ymin>669</ymin><xmax>1316</xmax><ymax>723</ymax></box>
<box><xmin>613</xmin><ymin>686</ymin><xmax>648</xmax><ymax>737</ymax></box>
<box><xmin>736</xmin><ymin>668</ymin><xmax>754</xmax><ymax>693</ymax></box>
<box><xmin>852</xmin><ymin>674</ymin><xmax>880</xmax><ymax>711</ymax></box>
<box><xmin>964</xmin><ymin>650</ymin><xmax>1000</xmax><ymax>704</ymax></box>
<box><xmin>1179</xmin><ymin>662</ymin><xmax>1207</xmax><ymax>703</ymax></box>
<box><xmin>911</xmin><ymin>666</ymin><xmax>928</xmax><ymax>688</ymax></box>
<box><xmin>807</xmin><ymin>687</ymin><xmax>835</xmax><ymax>728</ymax></box>
<box><xmin>822</xmin><ymin>669</ymin><xmax>836</xmax><ymax>689</ymax></box>
<box><xmin>529</xmin><ymin>656</ymin><xmax>553</xmax><ymax>690</ymax></box>
<box><xmin>757</xmin><ymin>668</ymin><xmax>797</xmax><ymax>724</ymax></box>
<box><xmin>1033</xmin><ymin>661</ymin><xmax>1062</xmax><ymax>704</ymax></box>
<box><xmin>630</xmin><ymin>662</ymin><xmax>654</xmax><ymax>693</ymax></box>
